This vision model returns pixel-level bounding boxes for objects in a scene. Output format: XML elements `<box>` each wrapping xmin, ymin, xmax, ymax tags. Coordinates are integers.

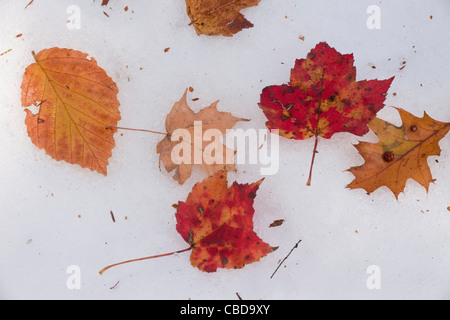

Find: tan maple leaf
<box><xmin>157</xmin><ymin>90</ymin><xmax>248</xmax><ymax>184</ymax></box>
<box><xmin>347</xmin><ymin>108</ymin><xmax>450</xmax><ymax>199</ymax></box>
<box><xmin>20</xmin><ymin>48</ymin><xmax>121</xmax><ymax>175</ymax></box>
<box><xmin>185</xmin><ymin>0</ymin><xmax>261</xmax><ymax>37</ymax></box>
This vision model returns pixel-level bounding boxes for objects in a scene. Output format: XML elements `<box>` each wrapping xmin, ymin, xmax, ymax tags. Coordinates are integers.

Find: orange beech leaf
<box><xmin>99</xmin><ymin>172</ymin><xmax>276</xmax><ymax>274</ymax></box>
<box><xmin>259</xmin><ymin>42</ymin><xmax>394</xmax><ymax>185</ymax></box>
<box><xmin>185</xmin><ymin>0</ymin><xmax>261</xmax><ymax>37</ymax></box>
<box><xmin>347</xmin><ymin>108</ymin><xmax>450</xmax><ymax>199</ymax></box>
<box><xmin>20</xmin><ymin>48</ymin><xmax>121</xmax><ymax>175</ymax></box>
<box><xmin>157</xmin><ymin>90</ymin><xmax>248</xmax><ymax>184</ymax></box>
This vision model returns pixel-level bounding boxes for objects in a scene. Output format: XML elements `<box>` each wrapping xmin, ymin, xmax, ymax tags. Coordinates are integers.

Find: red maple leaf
<box><xmin>259</xmin><ymin>42</ymin><xmax>394</xmax><ymax>185</ymax></box>
<box><xmin>99</xmin><ymin>172</ymin><xmax>276</xmax><ymax>274</ymax></box>
<box><xmin>176</xmin><ymin>171</ymin><xmax>276</xmax><ymax>272</ymax></box>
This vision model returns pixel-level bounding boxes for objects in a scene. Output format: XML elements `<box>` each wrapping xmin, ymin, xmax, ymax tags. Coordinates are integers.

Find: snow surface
<box><xmin>0</xmin><ymin>0</ymin><xmax>449</xmax><ymax>300</ymax></box>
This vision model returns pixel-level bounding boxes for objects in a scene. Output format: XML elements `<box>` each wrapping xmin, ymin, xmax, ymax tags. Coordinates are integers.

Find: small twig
<box><xmin>110</xmin><ymin>281</ymin><xmax>120</xmax><ymax>290</ymax></box>
<box><xmin>236</xmin><ymin>292</ymin><xmax>243</xmax><ymax>300</ymax></box>
<box><xmin>25</xmin><ymin>0</ymin><xmax>34</xmax><ymax>9</ymax></box>
<box><xmin>270</xmin><ymin>239</ymin><xmax>302</xmax><ymax>279</ymax></box>
<box><xmin>0</xmin><ymin>49</ymin><xmax>12</xmax><ymax>57</ymax></box>
<box><xmin>110</xmin><ymin>210</ymin><xmax>116</xmax><ymax>223</ymax></box>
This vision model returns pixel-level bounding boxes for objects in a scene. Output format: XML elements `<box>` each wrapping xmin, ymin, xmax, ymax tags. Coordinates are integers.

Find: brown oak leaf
<box><xmin>347</xmin><ymin>108</ymin><xmax>450</xmax><ymax>199</ymax></box>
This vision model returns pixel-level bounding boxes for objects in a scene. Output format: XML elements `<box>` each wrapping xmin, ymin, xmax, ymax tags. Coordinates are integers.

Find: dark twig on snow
<box><xmin>270</xmin><ymin>239</ymin><xmax>302</xmax><ymax>279</ymax></box>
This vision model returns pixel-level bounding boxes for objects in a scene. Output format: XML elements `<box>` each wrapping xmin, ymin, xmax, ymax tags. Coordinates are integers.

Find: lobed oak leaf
<box><xmin>185</xmin><ymin>0</ymin><xmax>261</xmax><ymax>37</ymax></box>
<box><xmin>258</xmin><ymin>42</ymin><xmax>394</xmax><ymax>185</ymax></box>
<box><xmin>157</xmin><ymin>90</ymin><xmax>248</xmax><ymax>184</ymax></box>
<box><xmin>347</xmin><ymin>108</ymin><xmax>450</xmax><ymax>199</ymax></box>
<box><xmin>20</xmin><ymin>48</ymin><xmax>121</xmax><ymax>175</ymax></box>
<box><xmin>175</xmin><ymin>171</ymin><xmax>276</xmax><ymax>272</ymax></box>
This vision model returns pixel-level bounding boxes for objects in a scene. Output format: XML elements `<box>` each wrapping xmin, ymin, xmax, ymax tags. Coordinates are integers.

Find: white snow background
<box><xmin>0</xmin><ymin>0</ymin><xmax>449</xmax><ymax>300</ymax></box>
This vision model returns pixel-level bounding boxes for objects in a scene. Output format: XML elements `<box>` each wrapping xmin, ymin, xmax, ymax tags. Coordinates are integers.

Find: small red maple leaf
<box><xmin>176</xmin><ymin>171</ymin><xmax>276</xmax><ymax>272</ymax></box>
<box><xmin>259</xmin><ymin>42</ymin><xmax>394</xmax><ymax>185</ymax></box>
<box><xmin>99</xmin><ymin>172</ymin><xmax>276</xmax><ymax>274</ymax></box>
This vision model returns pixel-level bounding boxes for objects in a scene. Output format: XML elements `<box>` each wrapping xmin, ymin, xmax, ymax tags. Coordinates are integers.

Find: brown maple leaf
<box><xmin>347</xmin><ymin>108</ymin><xmax>450</xmax><ymax>199</ymax></box>
<box><xmin>20</xmin><ymin>48</ymin><xmax>121</xmax><ymax>175</ymax></box>
<box><xmin>157</xmin><ymin>90</ymin><xmax>248</xmax><ymax>184</ymax></box>
<box><xmin>185</xmin><ymin>0</ymin><xmax>261</xmax><ymax>37</ymax></box>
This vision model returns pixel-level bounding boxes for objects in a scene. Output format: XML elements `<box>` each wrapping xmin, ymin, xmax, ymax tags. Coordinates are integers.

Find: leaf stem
<box><xmin>306</xmin><ymin>135</ymin><xmax>319</xmax><ymax>186</ymax></box>
<box><xmin>106</xmin><ymin>126</ymin><xmax>168</xmax><ymax>136</ymax></box>
<box><xmin>99</xmin><ymin>246</ymin><xmax>193</xmax><ymax>275</ymax></box>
